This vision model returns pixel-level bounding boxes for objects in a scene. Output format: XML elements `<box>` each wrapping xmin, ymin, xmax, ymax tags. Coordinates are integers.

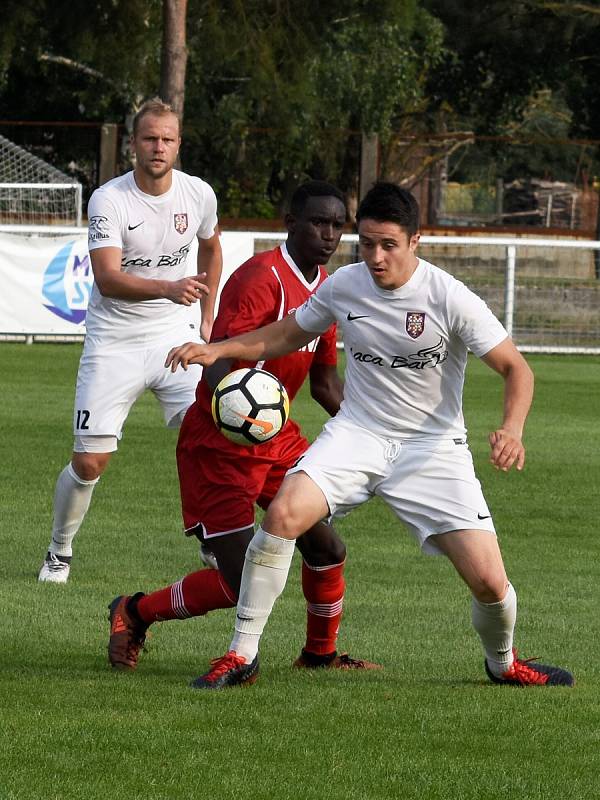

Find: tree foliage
<box><xmin>0</xmin><ymin>0</ymin><xmax>161</xmax><ymax>120</ymax></box>
<box><xmin>181</xmin><ymin>0</ymin><xmax>444</xmax><ymax>214</ymax></box>
<box><xmin>421</xmin><ymin>0</ymin><xmax>600</xmax><ymax>187</ymax></box>
<box><xmin>1</xmin><ymin>0</ymin><xmax>599</xmax><ymax>218</ymax></box>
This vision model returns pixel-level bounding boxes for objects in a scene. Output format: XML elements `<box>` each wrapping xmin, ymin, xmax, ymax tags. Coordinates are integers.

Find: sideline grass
<box><xmin>0</xmin><ymin>344</ymin><xmax>598</xmax><ymax>800</ymax></box>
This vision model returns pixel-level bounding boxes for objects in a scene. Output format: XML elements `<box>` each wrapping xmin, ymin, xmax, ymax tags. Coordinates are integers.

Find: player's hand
<box><xmin>165</xmin><ymin>341</ymin><xmax>219</xmax><ymax>372</ymax></box>
<box><xmin>488</xmin><ymin>428</ymin><xmax>525</xmax><ymax>472</ymax></box>
<box><xmin>166</xmin><ymin>274</ymin><xmax>209</xmax><ymax>306</ymax></box>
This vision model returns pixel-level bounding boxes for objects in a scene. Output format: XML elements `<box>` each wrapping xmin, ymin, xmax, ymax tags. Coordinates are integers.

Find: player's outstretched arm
<box><xmin>481</xmin><ymin>338</ymin><xmax>534</xmax><ymax>472</ymax></box>
<box><xmin>165</xmin><ymin>313</ymin><xmax>314</xmax><ymax>372</ymax></box>
<box><xmin>90</xmin><ymin>247</ymin><xmax>209</xmax><ymax>304</ymax></box>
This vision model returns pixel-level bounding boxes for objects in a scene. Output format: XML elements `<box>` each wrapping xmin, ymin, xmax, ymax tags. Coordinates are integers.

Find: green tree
<box><xmin>5</xmin><ymin>0</ymin><xmax>598</xmax><ymax>220</ymax></box>
<box><xmin>181</xmin><ymin>0</ymin><xmax>444</xmax><ymax>215</ymax></box>
<box><xmin>0</xmin><ymin>0</ymin><xmax>161</xmax><ymax>122</ymax></box>
<box><xmin>422</xmin><ymin>0</ymin><xmax>600</xmax><ymax>175</ymax></box>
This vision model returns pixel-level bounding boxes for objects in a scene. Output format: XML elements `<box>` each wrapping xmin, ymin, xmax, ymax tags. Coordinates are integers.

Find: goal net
<box><xmin>0</xmin><ymin>134</ymin><xmax>82</xmax><ymax>226</ymax></box>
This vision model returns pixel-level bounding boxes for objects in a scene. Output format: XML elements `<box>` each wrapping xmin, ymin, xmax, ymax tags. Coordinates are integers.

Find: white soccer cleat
<box><xmin>199</xmin><ymin>543</ymin><xmax>218</xmax><ymax>570</ymax></box>
<box><xmin>38</xmin><ymin>552</ymin><xmax>71</xmax><ymax>583</ymax></box>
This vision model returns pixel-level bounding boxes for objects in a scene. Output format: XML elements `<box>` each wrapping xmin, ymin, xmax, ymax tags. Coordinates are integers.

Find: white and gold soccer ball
<box><xmin>211</xmin><ymin>367</ymin><xmax>289</xmax><ymax>445</ymax></box>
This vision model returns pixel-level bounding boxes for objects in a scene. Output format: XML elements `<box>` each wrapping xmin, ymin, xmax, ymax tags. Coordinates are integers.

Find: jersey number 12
<box><xmin>76</xmin><ymin>409</ymin><xmax>90</xmax><ymax>430</ymax></box>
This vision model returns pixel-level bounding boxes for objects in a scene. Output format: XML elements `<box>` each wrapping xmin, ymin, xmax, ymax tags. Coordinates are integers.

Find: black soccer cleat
<box><xmin>485</xmin><ymin>648</ymin><xmax>574</xmax><ymax>687</ymax></box>
<box><xmin>190</xmin><ymin>651</ymin><xmax>259</xmax><ymax>690</ymax></box>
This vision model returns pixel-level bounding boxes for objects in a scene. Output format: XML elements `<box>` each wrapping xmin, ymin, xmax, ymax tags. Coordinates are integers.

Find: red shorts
<box><xmin>177</xmin><ymin>402</ymin><xmax>309</xmax><ymax>538</ymax></box>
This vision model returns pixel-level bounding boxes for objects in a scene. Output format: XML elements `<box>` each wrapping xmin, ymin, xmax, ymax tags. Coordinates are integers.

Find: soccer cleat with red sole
<box><xmin>190</xmin><ymin>651</ymin><xmax>259</xmax><ymax>690</ymax></box>
<box><xmin>108</xmin><ymin>593</ymin><xmax>149</xmax><ymax>671</ymax></box>
<box><xmin>294</xmin><ymin>649</ymin><xmax>383</xmax><ymax>670</ymax></box>
<box><xmin>485</xmin><ymin>648</ymin><xmax>574</xmax><ymax>687</ymax></box>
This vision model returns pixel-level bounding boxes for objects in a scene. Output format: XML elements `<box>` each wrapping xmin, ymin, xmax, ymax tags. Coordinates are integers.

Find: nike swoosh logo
<box><xmin>127</xmin><ymin>221</ymin><xmax>144</xmax><ymax>230</ymax></box>
<box><xmin>347</xmin><ymin>312</ymin><xmax>369</xmax><ymax>321</ymax></box>
<box><xmin>236</xmin><ymin>614</ymin><xmax>254</xmax><ymax>621</ymax></box>
<box><xmin>233</xmin><ymin>411</ymin><xmax>274</xmax><ymax>434</ymax></box>
<box><xmin>477</xmin><ymin>513</ymin><xmax>492</xmax><ymax>520</ymax></box>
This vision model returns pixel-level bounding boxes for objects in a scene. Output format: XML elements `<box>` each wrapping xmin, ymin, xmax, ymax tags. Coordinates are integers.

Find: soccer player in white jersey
<box><xmin>164</xmin><ymin>182</ymin><xmax>574</xmax><ymax>689</ymax></box>
<box><xmin>38</xmin><ymin>97</ymin><xmax>223</xmax><ymax>583</ymax></box>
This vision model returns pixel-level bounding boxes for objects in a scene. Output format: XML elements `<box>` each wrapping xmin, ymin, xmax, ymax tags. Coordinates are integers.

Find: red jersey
<box><xmin>195</xmin><ymin>243</ymin><xmax>337</xmax><ymax>413</ymax></box>
<box><xmin>178</xmin><ymin>244</ymin><xmax>337</xmax><ymax>535</ymax></box>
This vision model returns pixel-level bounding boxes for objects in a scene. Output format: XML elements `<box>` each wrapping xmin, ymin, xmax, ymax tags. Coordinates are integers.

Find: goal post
<box><xmin>0</xmin><ymin>183</ymin><xmax>82</xmax><ymax>227</ymax></box>
<box><xmin>0</xmin><ymin>133</ymin><xmax>83</xmax><ymax>227</ymax></box>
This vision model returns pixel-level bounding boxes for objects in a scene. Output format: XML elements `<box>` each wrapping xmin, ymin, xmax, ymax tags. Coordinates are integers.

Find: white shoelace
<box><xmin>47</xmin><ymin>554</ymin><xmax>69</xmax><ymax>572</ymax></box>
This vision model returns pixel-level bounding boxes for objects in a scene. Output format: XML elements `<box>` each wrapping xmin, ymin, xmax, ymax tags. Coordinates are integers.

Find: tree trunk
<box><xmin>359</xmin><ymin>133</ymin><xmax>379</xmax><ymax>201</ymax></box>
<box><xmin>159</xmin><ymin>0</ymin><xmax>188</xmax><ymax>124</ymax></box>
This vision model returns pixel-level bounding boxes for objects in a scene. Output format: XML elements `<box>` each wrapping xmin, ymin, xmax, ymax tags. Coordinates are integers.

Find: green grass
<box><xmin>0</xmin><ymin>345</ymin><xmax>599</xmax><ymax>800</ymax></box>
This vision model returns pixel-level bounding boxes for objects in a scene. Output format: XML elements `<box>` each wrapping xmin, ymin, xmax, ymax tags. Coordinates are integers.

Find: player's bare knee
<box><xmin>325</xmin><ymin>536</ymin><xmax>346</xmax><ymax>565</ymax></box>
<box><xmin>307</xmin><ymin>537</ymin><xmax>346</xmax><ymax>567</ymax></box>
<box><xmin>263</xmin><ymin>495</ymin><xmax>304</xmax><ymax>539</ymax></box>
<box><xmin>298</xmin><ymin>523</ymin><xmax>346</xmax><ymax>567</ymax></box>
<box><xmin>71</xmin><ymin>452</ymin><xmax>111</xmax><ymax>481</ymax></box>
<box><xmin>470</xmin><ymin>572</ymin><xmax>507</xmax><ymax>604</ymax></box>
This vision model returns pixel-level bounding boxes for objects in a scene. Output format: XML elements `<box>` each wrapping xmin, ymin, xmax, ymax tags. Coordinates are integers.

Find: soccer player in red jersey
<box><xmin>108</xmin><ymin>181</ymin><xmax>379</xmax><ymax>678</ymax></box>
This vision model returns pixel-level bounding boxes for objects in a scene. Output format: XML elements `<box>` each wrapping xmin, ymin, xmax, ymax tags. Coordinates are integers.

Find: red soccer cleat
<box><xmin>108</xmin><ymin>594</ymin><xmax>149</xmax><ymax>671</ymax></box>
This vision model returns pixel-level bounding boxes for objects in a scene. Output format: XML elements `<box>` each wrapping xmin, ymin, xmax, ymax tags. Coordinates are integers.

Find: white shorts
<box><xmin>72</xmin><ymin>323</ymin><xmax>202</xmax><ymax>443</ymax></box>
<box><xmin>287</xmin><ymin>415</ymin><xmax>496</xmax><ymax>555</ymax></box>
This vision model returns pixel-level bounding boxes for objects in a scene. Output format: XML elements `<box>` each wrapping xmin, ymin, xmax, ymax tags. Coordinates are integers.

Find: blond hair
<box><xmin>132</xmin><ymin>97</ymin><xmax>179</xmax><ymax>136</ymax></box>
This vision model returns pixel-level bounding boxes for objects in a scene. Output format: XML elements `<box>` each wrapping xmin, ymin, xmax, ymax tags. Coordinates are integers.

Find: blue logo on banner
<box><xmin>42</xmin><ymin>241</ymin><xmax>93</xmax><ymax>324</ymax></box>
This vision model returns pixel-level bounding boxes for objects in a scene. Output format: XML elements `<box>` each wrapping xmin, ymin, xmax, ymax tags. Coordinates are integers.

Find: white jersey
<box><xmin>86</xmin><ymin>169</ymin><xmax>218</xmax><ymax>342</ymax></box>
<box><xmin>295</xmin><ymin>258</ymin><xmax>507</xmax><ymax>439</ymax></box>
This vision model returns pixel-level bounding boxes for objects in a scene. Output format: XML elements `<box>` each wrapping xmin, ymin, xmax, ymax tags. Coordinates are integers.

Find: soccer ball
<box><xmin>211</xmin><ymin>367</ymin><xmax>289</xmax><ymax>445</ymax></box>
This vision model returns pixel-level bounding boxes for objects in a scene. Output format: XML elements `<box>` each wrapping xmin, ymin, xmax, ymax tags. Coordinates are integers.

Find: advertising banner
<box><xmin>0</xmin><ymin>231</ymin><xmax>256</xmax><ymax>334</ymax></box>
<box><xmin>0</xmin><ymin>232</ymin><xmax>90</xmax><ymax>334</ymax></box>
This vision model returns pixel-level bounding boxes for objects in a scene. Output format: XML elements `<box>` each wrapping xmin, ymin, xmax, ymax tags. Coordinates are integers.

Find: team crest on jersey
<box><xmin>406</xmin><ymin>312</ymin><xmax>425</xmax><ymax>339</ymax></box>
<box><xmin>174</xmin><ymin>213</ymin><xmax>188</xmax><ymax>234</ymax></box>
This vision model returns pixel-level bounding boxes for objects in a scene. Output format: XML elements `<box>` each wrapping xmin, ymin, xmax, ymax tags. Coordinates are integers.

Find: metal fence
<box><xmin>1</xmin><ymin>227</ymin><xmax>599</xmax><ymax>353</ymax></box>
<box><xmin>254</xmin><ymin>233</ymin><xmax>600</xmax><ymax>355</ymax></box>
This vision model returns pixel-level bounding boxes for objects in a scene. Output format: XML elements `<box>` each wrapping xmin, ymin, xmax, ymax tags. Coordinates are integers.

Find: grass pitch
<box><xmin>0</xmin><ymin>344</ymin><xmax>598</xmax><ymax>800</ymax></box>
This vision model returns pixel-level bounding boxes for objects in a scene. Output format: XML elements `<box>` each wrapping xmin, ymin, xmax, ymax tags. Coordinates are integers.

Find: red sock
<box><xmin>136</xmin><ymin>569</ymin><xmax>236</xmax><ymax>623</ymax></box>
<box><xmin>302</xmin><ymin>560</ymin><xmax>345</xmax><ymax>656</ymax></box>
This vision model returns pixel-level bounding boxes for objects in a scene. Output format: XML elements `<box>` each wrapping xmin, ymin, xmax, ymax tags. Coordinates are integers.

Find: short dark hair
<box><xmin>133</xmin><ymin>97</ymin><xmax>179</xmax><ymax>137</ymax></box>
<box><xmin>356</xmin><ymin>182</ymin><xmax>420</xmax><ymax>237</ymax></box>
<box><xmin>290</xmin><ymin>180</ymin><xmax>346</xmax><ymax>217</ymax></box>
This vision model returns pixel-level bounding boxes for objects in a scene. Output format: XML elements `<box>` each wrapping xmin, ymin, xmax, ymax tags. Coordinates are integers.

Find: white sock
<box><xmin>48</xmin><ymin>463</ymin><xmax>99</xmax><ymax>558</ymax></box>
<box><xmin>229</xmin><ymin>525</ymin><xmax>295</xmax><ymax>662</ymax></box>
<box><xmin>471</xmin><ymin>582</ymin><xmax>517</xmax><ymax>678</ymax></box>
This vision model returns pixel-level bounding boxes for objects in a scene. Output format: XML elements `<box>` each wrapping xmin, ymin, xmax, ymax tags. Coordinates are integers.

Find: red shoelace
<box><xmin>505</xmin><ymin>653</ymin><xmax>549</xmax><ymax>685</ymax></box>
<box><xmin>205</xmin><ymin>651</ymin><xmax>246</xmax><ymax>682</ymax></box>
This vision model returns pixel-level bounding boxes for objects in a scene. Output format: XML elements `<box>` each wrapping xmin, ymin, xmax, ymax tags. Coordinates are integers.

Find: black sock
<box><xmin>301</xmin><ymin>648</ymin><xmax>337</xmax><ymax>667</ymax></box>
<box><xmin>126</xmin><ymin>592</ymin><xmax>146</xmax><ymax>625</ymax></box>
